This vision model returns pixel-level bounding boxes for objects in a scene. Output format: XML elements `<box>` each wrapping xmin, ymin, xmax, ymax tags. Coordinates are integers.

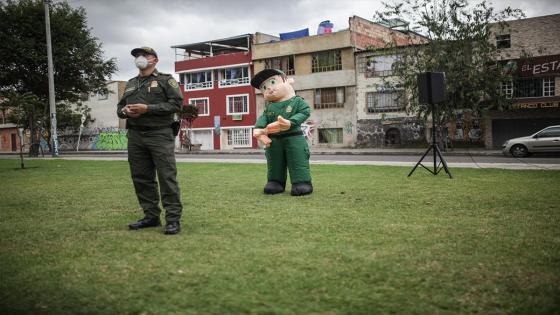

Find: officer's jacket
<box><xmin>255</xmin><ymin>96</ymin><xmax>310</xmax><ymax>133</ymax></box>
<box><xmin>116</xmin><ymin>69</ymin><xmax>183</xmax><ymax>128</ymax></box>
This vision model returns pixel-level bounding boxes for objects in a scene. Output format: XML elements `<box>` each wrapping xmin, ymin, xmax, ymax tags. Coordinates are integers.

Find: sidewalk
<box><xmin>0</xmin><ymin>147</ymin><xmax>504</xmax><ymax>157</ymax></box>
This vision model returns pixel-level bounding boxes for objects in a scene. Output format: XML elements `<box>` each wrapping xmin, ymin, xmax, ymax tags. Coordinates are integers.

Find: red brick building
<box><xmin>0</xmin><ymin>123</ymin><xmax>20</xmax><ymax>152</ymax></box>
<box><xmin>172</xmin><ymin>33</ymin><xmax>277</xmax><ymax>150</ymax></box>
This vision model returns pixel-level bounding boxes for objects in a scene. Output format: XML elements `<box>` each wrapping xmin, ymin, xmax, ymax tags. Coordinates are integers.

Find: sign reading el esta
<box><xmin>517</xmin><ymin>54</ymin><xmax>560</xmax><ymax>77</ymax></box>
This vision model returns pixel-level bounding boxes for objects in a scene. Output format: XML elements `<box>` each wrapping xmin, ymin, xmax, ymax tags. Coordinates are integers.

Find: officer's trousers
<box><xmin>127</xmin><ymin>128</ymin><xmax>182</xmax><ymax>222</ymax></box>
<box><xmin>265</xmin><ymin>135</ymin><xmax>311</xmax><ymax>185</ymax></box>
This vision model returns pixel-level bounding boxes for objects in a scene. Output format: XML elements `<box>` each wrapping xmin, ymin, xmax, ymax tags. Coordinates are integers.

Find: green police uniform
<box><xmin>117</xmin><ymin>69</ymin><xmax>183</xmax><ymax>223</ymax></box>
<box><xmin>255</xmin><ymin>95</ymin><xmax>312</xmax><ymax>189</ymax></box>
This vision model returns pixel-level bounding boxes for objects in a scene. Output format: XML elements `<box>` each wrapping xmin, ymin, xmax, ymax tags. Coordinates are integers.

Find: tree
<box><xmin>0</xmin><ymin>0</ymin><xmax>116</xmax><ymax>155</ymax></box>
<box><xmin>375</xmin><ymin>0</ymin><xmax>524</xmax><ymax>147</ymax></box>
<box><xmin>179</xmin><ymin>104</ymin><xmax>199</xmax><ymax>151</ymax></box>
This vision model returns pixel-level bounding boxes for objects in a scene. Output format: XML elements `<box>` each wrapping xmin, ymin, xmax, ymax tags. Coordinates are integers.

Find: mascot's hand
<box><xmin>265</xmin><ymin>116</ymin><xmax>291</xmax><ymax>134</ymax></box>
<box><xmin>253</xmin><ymin>128</ymin><xmax>272</xmax><ymax>148</ymax></box>
<box><xmin>258</xmin><ymin>135</ymin><xmax>272</xmax><ymax>148</ymax></box>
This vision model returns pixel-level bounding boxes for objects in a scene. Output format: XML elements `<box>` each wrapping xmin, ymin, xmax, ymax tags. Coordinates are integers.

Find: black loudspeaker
<box><xmin>417</xmin><ymin>72</ymin><xmax>445</xmax><ymax>104</ymax></box>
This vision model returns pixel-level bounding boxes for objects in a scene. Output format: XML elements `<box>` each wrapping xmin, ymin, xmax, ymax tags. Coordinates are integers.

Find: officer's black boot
<box><xmin>128</xmin><ymin>217</ymin><xmax>161</xmax><ymax>230</ymax></box>
<box><xmin>263</xmin><ymin>181</ymin><xmax>285</xmax><ymax>194</ymax></box>
<box><xmin>291</xmin><ymin>182</ymin><xmax>313</xmax><ymax>196</ymax></box>
<box><xmin>164</xmin><ymin>221</ymin><xmax>181</xmax><ymax>235</ymax></box>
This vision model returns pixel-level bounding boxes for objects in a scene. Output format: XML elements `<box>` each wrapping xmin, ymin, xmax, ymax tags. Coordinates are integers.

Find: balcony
<box><xmin>184</xmin><ymin>81</ymin><xmax>213</xmax><ymax>91</ymax></box>
<box><xmin>218</xmin><ymin>77</ymin><xmax>250</xmax><ymax>88</ymax></box>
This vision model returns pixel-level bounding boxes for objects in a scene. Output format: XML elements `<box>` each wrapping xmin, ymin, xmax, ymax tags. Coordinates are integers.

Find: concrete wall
<box><xmin>85</xmin><ymin>81</ymin><xmax>127</xmax><ymax>129</ymax></box>
<box><xmin>253</xmin><ymin>47</ymin><xmax>354</xmax><ymax>77</ymax></box>
<box><xmin>491</xmin><ymin>14</ymin><xmax>560</xmax><ymax>60</ymax></box>
<box><xmin>253</xmin><ymin>32</ymin><xmax>280</xmax><ymax>44</ymax></box>
<box><xmin>293</xmin><ymin>70</ymin><xmax>355</xmax><ymax>91</ymax></box>
<box><xmin>252</xmin><ymin>30</ymin><xmax>352</xmax><ymax>60</ymax></box>
<box><xmin>354</xmin><ymin>50</ymin><xmax>423</xmax><ymax>148</ymax></box>
<box><xmin>349</xmin><ymin>15</ymin><xmax>427</xmax><ymax>49</ymax></box>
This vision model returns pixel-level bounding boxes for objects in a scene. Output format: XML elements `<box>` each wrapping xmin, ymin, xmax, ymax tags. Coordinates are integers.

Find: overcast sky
<box><xmin>66</xmin><ymin>0</ymin><xmax>560</xmax><ymax>81</ymax></box>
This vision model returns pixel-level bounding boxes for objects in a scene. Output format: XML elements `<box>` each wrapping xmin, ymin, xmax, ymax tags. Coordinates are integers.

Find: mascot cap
<box><xmin>250</xmin><ymin>68</ymin><xmax>286</xmax><ymax>89</ymax></box>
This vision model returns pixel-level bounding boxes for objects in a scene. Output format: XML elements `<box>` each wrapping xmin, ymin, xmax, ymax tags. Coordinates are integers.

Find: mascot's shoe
<box><xmin>128</xmin><ymin>217</ymin><xmax>161</xmax><ymax>230</ymax></box>
<box><xmin>291</xmin><ymin>182</ymin><xmax>313</xmax><ymax>196</ymax></box>
<box><xmin>263</xmin><ymin>181</ymin><xmax>286</xmax><ymax>194</ymax></box>
<box><xmin>164</xmin><ymin>221</ymin><xmax>181</xmax><ymax>235</ymax></box>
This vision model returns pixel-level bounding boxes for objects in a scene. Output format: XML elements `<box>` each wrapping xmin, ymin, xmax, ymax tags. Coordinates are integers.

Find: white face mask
<box><xmin>134</xmin><ymin>56</ymin><xmax>149</xmax><ymax>70</ymax></box>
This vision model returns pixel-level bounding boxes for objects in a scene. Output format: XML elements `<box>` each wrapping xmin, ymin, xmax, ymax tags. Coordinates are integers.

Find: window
<box><xmin>219</xmin><ymin>66</ymin><xmax>249</xmax><ymax>87</ymax></box>
<box><xmin>366</xmin><ymin>91</ymin><xmax>403</xmax><ymax>112</ymax></box>
<box><xmin>501</xmin><ymin>81</ymin><xmax>513</xmax><ymax>98</ymax></box>
<box><xmin>312</xmin><ymin>50</ymin><xmax>342</xmax><ymax>72</ymax></box>
<box><xmin>536</xmin><ymin>127</ymin><xmax>560</xmax><ymax>138</ymax></box>
<box><xmin>543</xmin><ymin>77</ymin><xmax>555</xmax><ymax>97</ymax></box>
<box><xmin>496</xmin><ymin>34</ymin><xmax>511</xmax><ymax>49</ymax></box>
<box><xmin>314</xmin><ymin>87</ymin><xmax>345</xmax><ymax>109</ymax></box>
<box><xmin>265</xmin><ymin>56</ymin><xmax>295</xmax><ymax>75</ymax></box>
<box><xmin>181</xmin><ymin>71</ymin><xmax>213</xmax><ymax>90</ymax></box>
<box><xmin>188</xmin><ymin>98</ymin><xmax>209</xmax><ymax>116</ymax></box>
<box><xmin>226</xmin><ymin>94</ymin><xmax>249</xmax><ymax>114</ymax></box>
<box><xmin>365</xmin><ymin>55</ymin><xmax>397</xmax><ymax>78</ymax></box>
<box><xmin>514</xmin><ymin>77</ymin><xmax>555</xmax><ymax>98</ymax></box>
<box><xmin>227</xmin><ymin>128</ymin><xmax>251</xmax><ymax>147</ymax></box>
<box><xmin>318</xmin><ymin>128</ymin><xmax>343</xmax><ymax>144</ymax></box>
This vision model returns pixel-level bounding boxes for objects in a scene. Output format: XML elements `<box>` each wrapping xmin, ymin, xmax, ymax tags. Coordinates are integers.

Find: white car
<box><xmin>502</xmin><ymin>125</ymin><xmax>560</xmax><ymax>157</ymax></box>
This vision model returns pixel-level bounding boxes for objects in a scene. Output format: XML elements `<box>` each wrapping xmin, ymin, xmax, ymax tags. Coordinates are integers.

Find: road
<box><xmin>5</xmin><ymin>152</ymin><xmax>558</xmax><ymax>170</ymax></box>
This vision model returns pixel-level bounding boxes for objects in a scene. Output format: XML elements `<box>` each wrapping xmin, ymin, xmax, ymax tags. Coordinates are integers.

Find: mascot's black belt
<box><xmin>269</xmin><ymin>131</ymin><xmax>303</xmax><ymax>139</ymax></box>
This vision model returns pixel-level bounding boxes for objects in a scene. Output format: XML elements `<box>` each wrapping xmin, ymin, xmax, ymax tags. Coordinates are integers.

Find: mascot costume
<box><xmin>251</xmin><ymin>69</ymin><xmax>313</xmax><ymax>196</ymax></box>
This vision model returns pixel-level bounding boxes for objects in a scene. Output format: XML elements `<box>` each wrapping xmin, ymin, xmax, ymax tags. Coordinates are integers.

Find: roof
<box><xmin>171</xmin><ymin>34</ymin><xmax>252</xmax><ymax>55</ymax></box>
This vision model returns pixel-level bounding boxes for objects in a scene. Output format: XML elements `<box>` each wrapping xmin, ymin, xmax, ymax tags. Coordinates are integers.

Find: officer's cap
<box><xmin>131</xmin><ymin>46</ymin><xmax>158</xmax><ymax>58</ymax></box>
<box><xmin>250</xmin><ymin>68</ymin><xmax>286</xmax><ymax>89</ymax></box>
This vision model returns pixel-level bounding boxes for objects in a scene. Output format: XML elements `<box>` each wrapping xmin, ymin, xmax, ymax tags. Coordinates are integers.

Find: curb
<box><xmin>0</xmin><ymin>149</ymin><xmax>505</xmax><ymax>157</ymax></box>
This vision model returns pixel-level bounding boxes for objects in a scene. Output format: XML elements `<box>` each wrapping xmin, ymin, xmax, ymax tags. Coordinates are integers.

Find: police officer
<box><xmin>117</xmin><ymin>46</ymin><xmax>183</xmax><ymax>235</ymax></box>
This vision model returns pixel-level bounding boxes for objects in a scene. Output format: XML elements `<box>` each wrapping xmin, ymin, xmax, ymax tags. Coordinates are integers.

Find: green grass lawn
<box><xmin>0</xmin><ymin>159</ymin><xmax>559</xmax><ymax>315</ymax></box>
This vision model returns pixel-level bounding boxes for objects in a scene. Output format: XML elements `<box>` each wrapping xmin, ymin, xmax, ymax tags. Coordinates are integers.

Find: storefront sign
<box><xmin>511</xmin><ymin>100</ymin><xmax>560</xmax><ymax>109</ymax></box>
<box><xmin>517</xmin><ymin>54</ymin><xmax>560</xmax><ymax>77</ymax></box>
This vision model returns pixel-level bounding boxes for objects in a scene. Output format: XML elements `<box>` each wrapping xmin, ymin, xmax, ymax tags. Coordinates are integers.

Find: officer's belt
<box><xmin>127</xmin><ymin>124</ymin><xmax>171</xmax><ymax>131</ymax></box>
<box><xmin>268</xmin><ymin>130</ymin><xmax>303</xmax><ymax>139</ymax></box>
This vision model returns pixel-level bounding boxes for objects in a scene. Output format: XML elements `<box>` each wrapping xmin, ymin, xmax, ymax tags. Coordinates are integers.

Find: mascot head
<box><xmin>251</xmin><ymin>69</ymin><xmax>295</xmax><ymax>102</ymax></box>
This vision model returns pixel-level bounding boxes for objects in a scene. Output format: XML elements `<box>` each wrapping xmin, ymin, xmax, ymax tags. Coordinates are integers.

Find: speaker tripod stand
<box><xmin>407</xmin><ymin>103</ymin><xmax>452</xmax><ymax>178</ymax></box>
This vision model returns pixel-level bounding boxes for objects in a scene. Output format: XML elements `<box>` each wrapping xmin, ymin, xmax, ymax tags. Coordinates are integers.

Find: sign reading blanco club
<box><xmin>511</xmin><ymin>100</ymin><xmax>560</xmax><ymax>110</ymax></box>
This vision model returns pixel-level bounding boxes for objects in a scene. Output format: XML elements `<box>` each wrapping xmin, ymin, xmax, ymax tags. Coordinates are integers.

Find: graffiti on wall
<box><xmin>451</xmin><ymin>113</ymin><xmax>482</xmax><ymax>143</ymax></box>
<box><xmin>344</xmin><ymin>121</ymin><xmax>354</xmax><ymax>135</ymax></box>
<box><xmin>401</xmin><ymin>121</ymin><xmax>423</xmax><ymax>141</ymax></box>
<box><xmin>94</xmin><ymin>130</ymin><xmax>128</xmax><ymax>150</ymax></box>
<box><xmin>301</xmin><ymin>120</ymin><xmax>315</xmax><ymax>142</ymax></box>
<box><xmin>355</xmin><ymin>117</ymin><xmax>426</xmax><ymax>148</ymax></box>
<box><xmin>57</xmin><ymin>127</ymin><xmax>127</xmax><ymax>151</ymax></box>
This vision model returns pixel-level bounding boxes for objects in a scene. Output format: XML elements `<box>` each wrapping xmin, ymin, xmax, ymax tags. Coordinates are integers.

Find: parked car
<box><xmin>502</xmin><ymin>125</ymin><xmax>560</xmax><ymax>157</ymax></box>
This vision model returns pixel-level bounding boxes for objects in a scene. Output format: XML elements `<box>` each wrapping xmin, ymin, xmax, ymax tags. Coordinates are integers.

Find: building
<box><xmin>354</xmin><ymin>14</ymin><xmax>560</xmax><ymax>149</ymax></box>
<box><xmin>252</xmin><ymin>16</ymin><xmax>424</xmax><ymax>148</ymax></box>
<box><xmin>56</xmin><ymin>80</ymin><xmax>127</xmax><ymax>151</ymax></box>
<box><xmin>486</xmin><ymin>14</ymin><xmax>560</xmax><ymax>148</ymax></box>
<box><xmin>354</xmin><ymin>45</ymin><xmax>429</xmax><ymax>148</ymax></box>
<box><xmin>172</xmin><ymin>33</ymin><xmax>277</xmax><ymax>150</ymax></box>
<box><xmin>0</xmin><ymin>123</ymin><xmax>20</xmax><ymax>153</ymax></box>
<box><xmin>84</xmin><ymin>81</ymin><xmax>127</xmax><ymax>129</ymax></box>
<box><xmin>0</xmin><ymin>97</ymin><xmax>20</xmax><ymax>152</ymax></box>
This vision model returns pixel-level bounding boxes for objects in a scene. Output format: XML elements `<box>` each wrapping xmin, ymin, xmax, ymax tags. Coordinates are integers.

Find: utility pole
<box><xmin>44</xmin><ymin>0</ymin><xmax>59</xmax><ymax>157</ymax></box>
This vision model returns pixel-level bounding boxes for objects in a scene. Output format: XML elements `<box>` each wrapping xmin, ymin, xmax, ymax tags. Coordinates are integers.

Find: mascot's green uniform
<box><xmin>251</xmin><ymin>69</ymin><xmax>313</xmax><ymax>196</ymax></box>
